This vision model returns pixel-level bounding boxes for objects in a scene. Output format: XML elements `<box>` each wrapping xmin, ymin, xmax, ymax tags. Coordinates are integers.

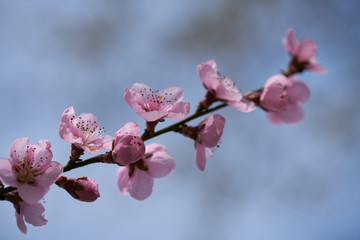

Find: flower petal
<box><xmin>115</xmin><ymin>122</ymin><xmax>140</xmax><ymax>136</ymax></box>
<box><xmin>199</xmin><ymin>114</ymin><xmax>225</xmax><ymax>148</ymax></box>
<box><xmin>101</xmin><ymin>135</ymin><xmax>114</xmax><ymax>150</ymax></box>
<box><xmin>197</xmin><ymin>60</ymin><xmax>220</xmax><ymax>90</ymax></box>
<box><xmin>195</xmin><ymin>143</ymin><xmax>212</xmax><ymax>171</ymax></box>
<box><xmin>0</xmin><ymin>158</ymin><xmax>18</xmax><ymax>186</ymax></box>
<box><xmin>117</xmin><ymin>167</ymin><xmax>154</xmax><ymax>200</ymax></box>
<box><xmin>307</xmin><ymin>62</ymin><xmax>328</xmax><ymax>73</ymax></box>
<box><xmin>137</xmin><ymin>110</ymin><xmax>168</xmax><ymax>122</ymax></box>
<box><xmin>20</xmin><ymin>201</ymin><xmax>47</xmax><ymax>227</ymax></box>
<box><xmin>166</xmin><ymin>102</ymin><xmax>190</xmax><ymax>119</ymax></box>
<box><xmin>127</xmin><ymin>169</ymin><xmax>154</xmax><ymax>201</ymax></box>
<box><xmin>17</xmin><ymin>184</ymin><xmax>49</xmax><ymax>205</ymax></box>
<box><xmin>36</xmin><ymin>161</ymin><xmax>63</xmax><ymax>189</ymax></box>
<box><xmin>267</xmin><ymin>104</ymin><xmax>304</xmax><ymax>124</ymax></box>
<box><xmin>33</xmin><ymin>139</ymin><xmax>52</xmax><ymax>169</ymax></box>
<box><xmin>228</xmin><ymin>97</ymin><xmax>256</xmax><ymax>112</ymax></box>
<box><xmin>146</xmin><ymin>143</ymin><xmax>175</xmax><ymax>178</ymax></box>
<box><xmin>59</xmin><ymin>108</ymin><xmax>84</xmax><ymax>146</ymax></box>
<box><xmin>287</xmin><ymin>81</ymin><xmax>311</xmax><ymax>103</ymax></box>
<box><xmin>9</xmin><ymin>138</ymin><xmax>31</xmax><ymax>165</ymax></box>
<box><xmin>15</xmin><ymin>212</ymin><xmax>27</xmax><ymax>234</ymax></box>
<box><xmin>297</xmin><ymin>39</ymin><xmax>316</xmax><ymax>62</ymax></box>
<box><xmin>124</xmin><ymin>86</ymin><xmax>147</xmax><ymax>111</ymax></box>
<box><xmin>216</xmin><ymin>78</ymin><xmax>242</xmax><ymax>102</ymax></box>
<box><xmin>282</xmin><ymin>28</ymin><xmax>298</xmax><ymax>55</ymax></box>
<box><xmin>117</xmin><ymin>166</ymin><xmax>130</xmax><ymax>195</ymax></box>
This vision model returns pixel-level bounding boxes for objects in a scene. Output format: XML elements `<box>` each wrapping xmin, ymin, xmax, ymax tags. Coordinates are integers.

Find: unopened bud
<box><xmin>57</xmin><ymin>176</ymin><xmax>100</xmax><ymax>202</ymax></box>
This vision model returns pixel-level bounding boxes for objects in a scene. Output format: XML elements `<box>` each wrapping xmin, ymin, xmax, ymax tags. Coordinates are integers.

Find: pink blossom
<box><xmin>260</xmin><ymin>74</ymin><xmax>311</xmax><ymax>124</ymax></box>
<box><xmin>0</xmin><ymin>138</ymin><xmax>63</xmax><ymax>204</ymax></box>
<box><xmin>117</xmin><ymin>143</ymin><xmax>175</xmax><ymax>200</ymax></box>
<box><xmin>195</xmin><ymin>114</ymin><xmax>225</xmax><ymax>171</ymax></box>
<box><xmin>15</xmin><ymin>201</ymin><xmax>47</xmax><ymax>234</ymax></box>
<box><xmin>57</xmin><ymin>176</ymin><xmax>100</xmax><ymax>202</ymax></box>
<box><xmin>59</xmin><ymin>107</ymin><xmax>113</xmax><ymax>154</ymax></box>
<box><xmin>197</xmin><ymin>59</ymin><xmax>255</xmax><ymax>112</ymax></box>
<box><xmin>283</xmin><ymin>28</ymin><xmax>327</xmax><ymax>73</ymax></box>
<box><xmin>124</xmin><ymin>83</ymin><xmax>190</xmax><ymax>122</ymax></box>
<box><xmin>112</xmin><ymin>122</ymin><xmax>146</xmax><ymax>166</ymax></box>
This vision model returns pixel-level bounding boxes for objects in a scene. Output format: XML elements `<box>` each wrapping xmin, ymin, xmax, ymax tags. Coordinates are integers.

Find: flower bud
<box><xmin>56</xmin><ymin>176</ymin><xmax>100</xmax><ymax>202</ymax></box>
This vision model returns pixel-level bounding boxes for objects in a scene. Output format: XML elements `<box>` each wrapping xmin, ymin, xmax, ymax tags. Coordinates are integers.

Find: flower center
<box><xmin>14</xmin><ymin>158</ymin><xmax>37</xmax><ymax>185</ymax></box>
<box><xmin>72</xmin><ymin>116</ymin><xmax>106</xmax><ymax>145</ymax></box>
<box><xmin>139</xmin><ymin>87</ymin><xmax>177</xmax><ymax>111</ymax></box>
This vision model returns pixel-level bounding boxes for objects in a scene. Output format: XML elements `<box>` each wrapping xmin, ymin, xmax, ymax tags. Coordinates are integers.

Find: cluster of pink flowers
<box><xmin>0</xmin><ymin>28</ymin><xmax>326</xmax><ymax>234</ymax></box>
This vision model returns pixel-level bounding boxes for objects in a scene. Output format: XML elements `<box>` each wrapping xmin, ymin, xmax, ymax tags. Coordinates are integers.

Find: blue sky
<box><xmin>0</xmin><ymin>1</ymin><xmax>359</xmax><ymax>239</ymax></box>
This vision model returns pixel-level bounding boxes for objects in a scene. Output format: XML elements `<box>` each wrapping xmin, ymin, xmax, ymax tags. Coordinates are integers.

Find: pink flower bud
<box><xmin>112</xmin><ymin>122</ymin><xmax>146</xmax><ymax>165</ymax></box>
<box><xmin>57</xmin><ymin>176</ymin><xmax>100</xmax><ymax>202</ymax></box>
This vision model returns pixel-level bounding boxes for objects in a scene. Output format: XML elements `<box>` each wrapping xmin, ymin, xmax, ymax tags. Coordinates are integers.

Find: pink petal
<box><xmin>195</xmin><ymin>143</ymin><xmax>212</xmax><ymax>171</ymax></box>
<box><xmin>287</xmin><ymin>81</ymin><xmax>311</xmax><ymax>103</ymax></box>
<box><xmin>20</xmin><ymin>202</ymin><xmax>47</xmax><ymax>226</ymax></box>
<box><xmin>137</xmin><ymin>110</ymin><xmax>168</xmax><ymax>122</ymax></box>
<box><xmin>124</xmin><ymin>86</ymin><xmax>147</xmax><ymax>111</ymax></box>
<box><xmin>228</xmin><ymin>97</ymin><xmax>256</xmax><ymax>112</ymax></box>
<box><xmin>117</xmin><ymin>166</ymin><xmax>130</xmax><ymax>195</ymax></box>
<box><xmin>297</xmin><ymin>39</ymin><xmax>316</xmax><ymax>62</ymax></box>
<box><xmin>145</xmin><ymin>143</ymin><xmax>167</xmax><ymax>153</ymax></box>
<box><xmin>264</xmin><ymin>74</ymin><xmax>288</xmax><ymax>88</ymax></box>
<box><xmin>267</xmin><ymin>104</ymin><xmax>304</xmax><ymax>124</ymax></box>
<box><xmin>146</xmin><ymin>143</ymin><xmax>175</xmax><ymax>178</ymax></box>
<box><xmin>216</xmin><ymin>78</ymin><xmax>242</xmax><ymax>102</ymax></box>
<box><xmin>101</xmin><ymin>135</ymin><xmax>114</xmax><ymax>150</ymax></box>
<box><xmin>166</xmin><ymin>102</ymin><xmax>190</xmax><ymax>119</ymax></box>
<box><xmin>82</xmin><ymin>137</ymin><xmax>104</xmax><ymax>154</ymax></box>
<box><xmin>206</xmin><ymin>59</ymin><xmax>218</xmax><ymax>71</ymax></box>
<box><xmin>17</xmin><ymin>184</ymin><xmax>49</xmax><ymax>205</ymax></box>
<box><xmin>127</xmin><ymin>169</ymin><xmax>154</xmax><ymax>200</ymax></box>
<box><xmin>260</xmin><ymin>81</ymin><xmax>287</xmax><ymax>112</ymax></box>
<box><xmin>36</xmin><ymin>161</ymin><xmax>63</xmax><ymax>189</ymax></box>
<box><xmin>160</xmin><ymin>87</ymin><xmax>184</xmax><ymax>103</ymax></box>
<box><xmin>115</xmin><ymin>122</ymin><xmax>140</xmax><ymax>136</ymax></box>
<box><xmin>282</xmin><ymin>28</ymin><xmax>299</xmax><ymax>55</ymax></box>
<box><xmin>199</xmin><ymin>114</ymin><xmax>225</xmax><ymax>148</ymax></box>
<box><xmin>307</xmin><ymin>62</ymin><xmax>328</xmax><ymax>73</ymax></box>
<box><xmin>197</xmin><ymin>61</ymin><xmax>220</xmax><ymax>90</ymax></box>
<box><xmin>117</xmin><ymin>167</ymin><xmax>154</xmax><ymax>200</ymax></box>
<box><xmin>0</xmin><ymin>158</ymin><xmax>18</xmax><ymax>186</ymax></box>
<box><xmin>16</xmin><ymin>212</ymin><xmax>27</xmax><ymax>234</ymax></box>
<box><xmin>266</xmin><ymin>112</ymin><xmax>283</xmax><ymax>124</ymax></box>
<box><xmin>32</xmin><ymin>139</ymin><xmax>52</xmax><ymax>168</ymax></box>
<box><xmin>58</xmin><ymin>107</ymin><xmax>83</xmax><ymax>146</ymax></box>
<box><xmin>9</xmin><ymin>138</ymin><xmax>31</xmax><ymax>165</ymax></box>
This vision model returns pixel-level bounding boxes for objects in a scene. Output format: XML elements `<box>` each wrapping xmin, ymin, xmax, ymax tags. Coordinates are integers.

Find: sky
<box><xmin>0</xmin><ymin>0</ymin><xmax>360</xmax><ymax>239</ymax></box>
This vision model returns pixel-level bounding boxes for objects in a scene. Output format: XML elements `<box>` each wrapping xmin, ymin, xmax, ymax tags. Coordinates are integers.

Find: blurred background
<box><xmin>0</xmin><ymin>0</ymin><xmax>359</xmax><ymax>239</ymax></box>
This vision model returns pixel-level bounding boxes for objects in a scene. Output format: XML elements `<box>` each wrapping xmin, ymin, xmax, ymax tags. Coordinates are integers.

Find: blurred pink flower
<box><xmin>195</xmin><ymin>114</ymin><xmax>225</xmax><ymax>171</ymax></box>
<box><xmin>15</xmin><ymin>201</ymin><xmax>48</xmax><ymax>234</ymax></box>
<box><xmin>124</xmin><ymin>83</ymin><xmax>190</xmax><ymax>122</ymax></box>
<box><xmin>197</xmin><ymin>59</ymin><xmax>255</xmax><ymax>112</ymax></box>
<box><xmin>59</xmin><ymin>107</ymin><xmax>113</xmax><ymax>154</ymax></box>
<box><xmin>112</xmin><ymin>122</ymin><xmax>146</xmax><ymax>166</ymax></box>
<box><xmin>261</xmin><ymin>74</ymin><xmax>311</xmax><ymax>124</ymax></box>
<box><xmin>0</xmin><ymin>138</ymin><xmax>63</xmax><ymax>204</ymax></box>
<box><xmin>283</xmin><ymin>28</ymin><xmax>327</xmax><ymax>73</ymax></box>
<box><xmin>117</xmin><ymin>143</ymin><xmax>175</xmax><ymax>200</ymax></box>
